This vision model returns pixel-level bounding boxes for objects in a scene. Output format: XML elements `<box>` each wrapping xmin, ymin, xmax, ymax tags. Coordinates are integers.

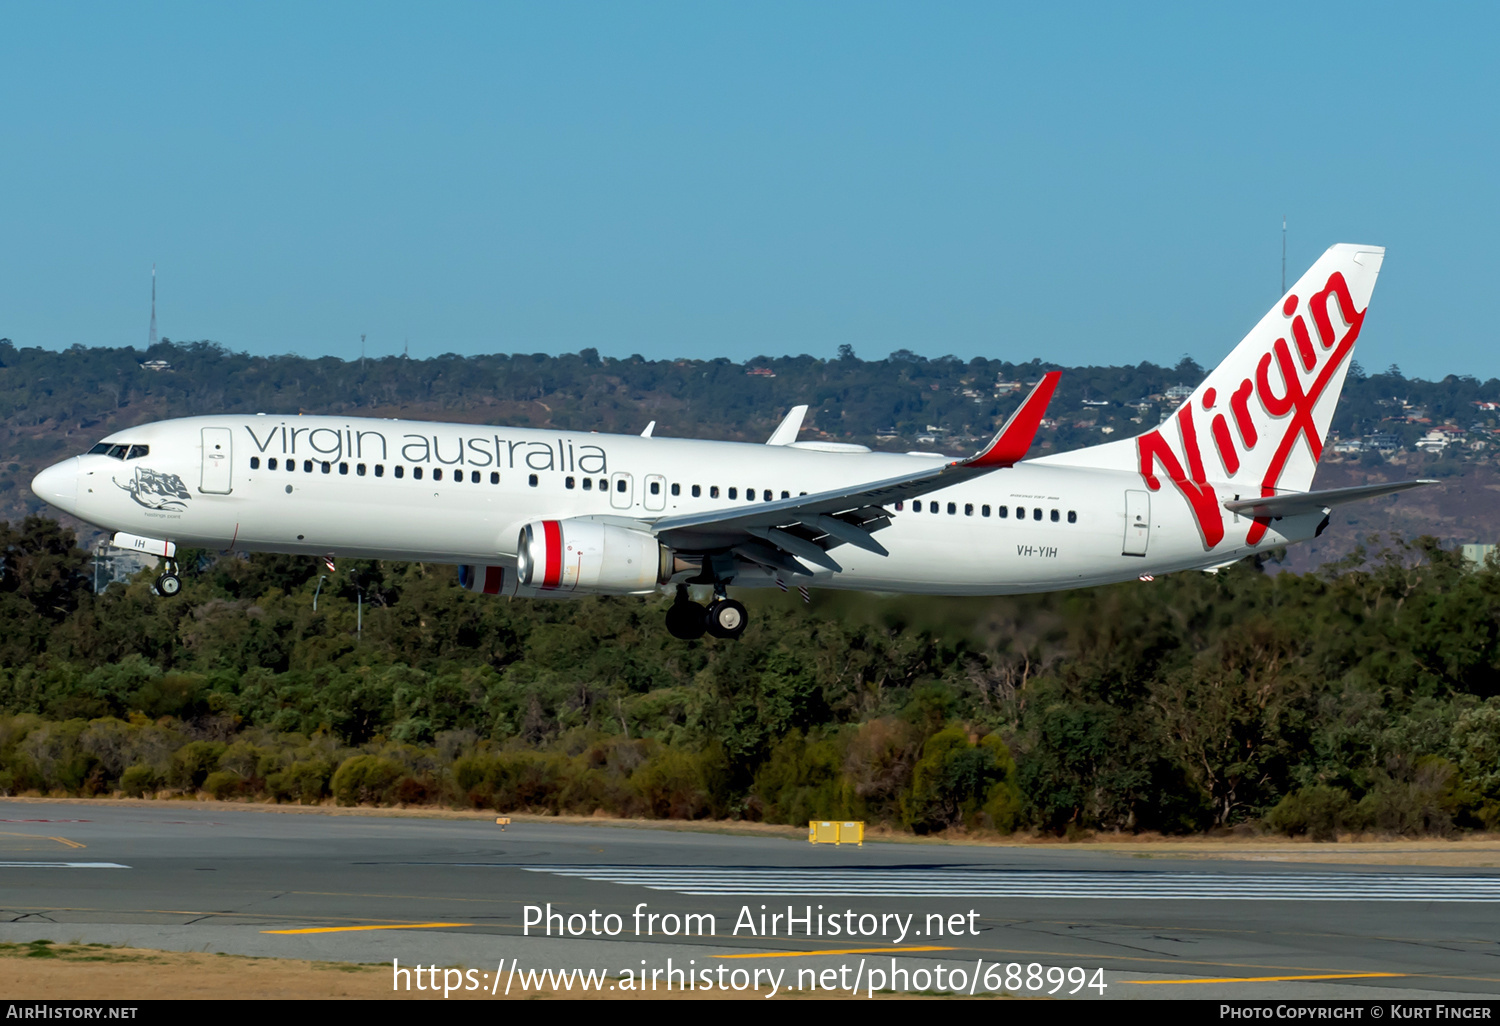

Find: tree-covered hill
<box><xmin>4</xmin><ymin>340</ymin><xmax>1500</xmax><ymax>558</ymax></box>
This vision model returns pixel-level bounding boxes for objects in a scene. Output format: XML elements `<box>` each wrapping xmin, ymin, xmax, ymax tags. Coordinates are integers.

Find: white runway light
<box><xmin>0</xmin><ymin>862</ymin><xmax>131</xmax><ymax>869</ymax></box>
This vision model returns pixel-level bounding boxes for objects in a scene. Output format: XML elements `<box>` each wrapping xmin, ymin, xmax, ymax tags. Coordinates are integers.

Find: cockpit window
<box><xmin>87</xmin><ymin>443</ymin><xmax>148</xmax><ymax>460</ymax></box>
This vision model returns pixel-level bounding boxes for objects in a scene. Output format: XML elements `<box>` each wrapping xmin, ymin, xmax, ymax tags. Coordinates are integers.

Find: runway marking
<box><xmin>518</xmin><ymin>865</ymin><xmax>1500</xmax><ymax>901</ymax></box>
<box><xmin>0</xmin><ymin>831</ymin><xmax>85</xmax><ymax>850</ymax></box>
<box><xmin>263</xmin><ymin>922</ymin><xmax>473</xmax><ymax>935</ymax></box>
<box><xmin>0</xmin><ymin>861</ymin><xmax>125</xmax><ymax>868</ymax></box>
<box><xmin>716</xmin><ymin>946</ymin><xmax>956</xmax><ymax>959</ymax></box>
<box><xmin>1130</xmin><ymin>973</ymin><xmax>1406</xmax><ymax>985</ymax></box>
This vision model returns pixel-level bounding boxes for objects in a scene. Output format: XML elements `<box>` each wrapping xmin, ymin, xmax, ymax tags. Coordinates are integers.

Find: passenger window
<box><xmin>895</xmin><ymin>501</ymin><xmax>905</xmax><ymax>511</ymax></box>
<box><xmin>339</xmin><ymin>462</ymin><xmax>348</xmax><ymax>475</ymax></box>
<box><xmin>616</xmin><ymin>479</ymin><xmax>626</xmax><ymax>493</ymax></box>
<box><xmin>781</xmin><ymin>490</ymin><xmax>789</xmax><ymax>499</ymax></box>
<box><xmin>692</xmin><ymin>485</ymin><xmax>701</xmax><ymax>497</ymax></box>
<box><xmin>490</xmin><ymin>471</ymin><xmax>500</xmax><ymax>484</ymax></box>
<box><xmin>529</xmin><ymin>474</ymin><xmax>539</xmax><ymax>487</ymax></box>
<box><xmin>964</xmin><ymin>503</ymin><xmax>973</xmax><ymax>516</ymax></box>
<box><xmin>357</xmin><ymin>463</ymin><xmax>366</xmax><ymax>476</ymax></box>
<box><xmin>566</xmin><ymin>476</ymin><xmax>575</xmax><ymax>489</ymax></box>
<box><xmin>947</xmin><ymin>502</ymin><xmax>956</xmax><ymax>515</ymax></box>
<box><xmin>913</xmin><ymin>500</ymin><xmax>922</xmax><ymax>512</ymax></box>
<box><xmin>1051</xmin><ymin>509</ymin><xmax>1059</xmax><ymax>522</ymax></box>
<box><xmin>1033</xmin><ymin>508</ymin><xmax>1042</xmax><ymax>521</ymax></box>
<box><xmin>982</xmin><ymin>504</ymin><xmax>991</xmax><ymax>517</ymax></box>
<box><xmin>268</xmin><ymin>458</ymin><xmax>278</xmax><ymax>470</ymax></box>
<box><xmin>1068</xmin><ymin>510</ymin><xmax>1077</xmax><ymax>524</ymax></box>
<box><xmin>598</xmin><ymin>479</ymin><xmax>607</xmax><ymax>490</ymax></box>
<box><xmin>434</xmin><ymin>468</ymin><xmax>443</xmax><ymax>481</ymax></box>
<box><xmin>413</xmin><ymin>467</ymin><xmax>424</xmax><ymax>480</ymax></box>
<box><xmin>375</xmin><ymin>465</ymin><xmax>384</xmax><ymax>478</ymax></box>
<box><xmin>710</xmin><ymin>486</ymin><xmax>720</xmax><ymax>498</ymax></box>
<box><xmin>395</xmin><ymin>466</ymin><xmax>404</xmax><ymax>479</ymax></box>
<box><xmin>671</xmin><ymin>483</ymin><xmax>680</xmax><ymax>496</ymax></box>
<box><xmin>650</xmin><ymin>481</ymin><xmax>660</xmax><ymax>495</ymax></box>
<box><xmin>931</xmin><ymin>503</ymin><xmax>939</xmax><ymax>514</ymax></box>
<box><xmin>764</xmin><ymin>489</ymin><xmax>773</xmax><ymax>501</ymax></box>
<box><xmin>250</xmin><ymin>457</ymin><xmax>260</xmax><ymax>469</ymax></box>
<box><xmin>582</xmin><ymin>478</ymin><xmax>592</xmax><ymax>490</ymax></box>
<box><xmin>999</xmin><ymin>506</ymin><xmax>1009</xmax><ymax>518</ymax></box>
<box><xmin>304</xmin><ymin>460</ymin><xmax>313</xmax><ymax>473</ymax></box>
<box><xmin>728</xmin><ymin>487</ymin><xmax>738</xmax><ymax>500</ymax></box>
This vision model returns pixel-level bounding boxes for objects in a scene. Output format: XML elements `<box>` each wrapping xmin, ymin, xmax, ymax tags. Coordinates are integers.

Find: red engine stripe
<box><xmin>484</xmin><ymin>565</ymin><xmax>503</xmax><ymax>595</ymax></box>
<box><xmin>542</xmin><ymin>520</ymin><xmax>562</xmax><ymax>588</ymax></box>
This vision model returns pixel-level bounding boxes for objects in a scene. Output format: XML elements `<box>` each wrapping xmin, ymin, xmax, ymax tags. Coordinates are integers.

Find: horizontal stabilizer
<box><xmin>1222</xmin><ymin>479</ymin><xmax>1435</xmax><ymax>519</ymax></box>
<box><xmin>961</xmin><ymin>372</ymin><xmax>1061</xmax><ymax>469</ymax></box>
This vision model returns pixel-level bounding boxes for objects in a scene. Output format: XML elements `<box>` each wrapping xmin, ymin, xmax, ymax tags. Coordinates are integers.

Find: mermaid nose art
<box><xmin>30</xmin><ymin>458</ymin><xmax>79</xmax><ymax>514</ymax></box>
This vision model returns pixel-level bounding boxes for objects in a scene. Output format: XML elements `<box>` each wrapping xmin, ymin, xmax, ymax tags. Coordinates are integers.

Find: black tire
<box><xmin>705</xmin><ymin>598</ymin><xmax>748</xmax><ymax>640</ymax></box>
<box><xmin>155</xmin><ymin>573</ymin><xmax>182</xmax><ymax>598</ymax></box>
<box><xmin>665</xmin><ymin>600</ymin><xmax>706</xmax><ymax>640</ymax></box>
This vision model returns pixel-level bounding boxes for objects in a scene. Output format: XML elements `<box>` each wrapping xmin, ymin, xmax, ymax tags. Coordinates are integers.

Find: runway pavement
<box><xmin>1</xmin><ymin>800</ymin><xmax>1497</xmax><ymax>1000</ymax></box>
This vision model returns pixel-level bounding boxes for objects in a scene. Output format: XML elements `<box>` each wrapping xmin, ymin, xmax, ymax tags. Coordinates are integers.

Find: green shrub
<box><xmin>203</xmin><ymin>770</ymin><xmax>242</xmax><ymax>800</ymax></box>
<box><xmin>267</xmin><ymin>759</ymin><xmax>332</xmax><ymax>804</ymax></box>
<box><xmin>330</xmin><ymin>755</ymin><xmax>404</xmax><ymax>806</ymax></box>
<box><xmin>1264</xmin><ymin>785</ymin><xmax>1354</xmax><ymax>841</ymax></box>
<box><xmin>119</xmin><ymin>764</ymin><xmax>156</xmax><ymax>798</ymax></box>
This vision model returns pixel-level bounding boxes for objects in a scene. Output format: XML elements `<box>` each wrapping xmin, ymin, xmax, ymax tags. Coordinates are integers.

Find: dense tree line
<box><xmin>1</xmin><ymin>339</ymin><xmax>1495</xmax><ymax>526</ymax></box>
<box><xmin>0</xmin><ymin>516</ymin><xmax>1495</xmax><ymax>838</ymax></box>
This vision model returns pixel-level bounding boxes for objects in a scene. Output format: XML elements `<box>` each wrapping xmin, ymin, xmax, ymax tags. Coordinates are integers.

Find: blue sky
<box><xmin>1</xmin><ymin>2</ymin><xmax>1495</xmax><ymax>379</ymax></box>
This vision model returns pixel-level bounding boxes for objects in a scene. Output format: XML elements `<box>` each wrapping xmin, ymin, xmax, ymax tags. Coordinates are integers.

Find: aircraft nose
<box><xmin>31</xmin><ymin>458</ymin><xmax>79</xmax><ymax>513</ymax></box>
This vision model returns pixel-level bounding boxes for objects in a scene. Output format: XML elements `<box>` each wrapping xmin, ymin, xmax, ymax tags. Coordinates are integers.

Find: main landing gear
<box><xmin>153</xmin><ymin>560</ymin><xmax>182</xmax><ymax>598</ymax></box>
<box><xmin>665</xmin><ymin>583</ymin><xmax>749</xmax><ymax>641</ymax></box>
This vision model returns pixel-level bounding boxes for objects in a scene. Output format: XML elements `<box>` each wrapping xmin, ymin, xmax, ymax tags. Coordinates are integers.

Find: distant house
<box><xmin>745</xmin><ymin>367</ymin><xmax>776</xmax><ymax>378</ymax></box>
<box><xmin>141</xmin><ymin>360</ymin><xmax>172</xmax><ymax>372</ymax></box>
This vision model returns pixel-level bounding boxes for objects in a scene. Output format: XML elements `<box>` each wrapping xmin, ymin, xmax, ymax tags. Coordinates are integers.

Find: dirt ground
<box><xmin>1</xmin><ymin>940</ymin><xmax>945</xmax><ymax>1000</ymax></box>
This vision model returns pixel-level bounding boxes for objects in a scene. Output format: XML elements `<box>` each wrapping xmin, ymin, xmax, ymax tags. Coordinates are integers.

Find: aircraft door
<box><xmin>643</xmin><ymin>474</ymin><xmax>667</xmax><ymax>511</ymax></box>
<box><xmin>201</xmin><ymin>427</ymin><xmax>233</xmax><ymax>494</ymax></box>
<box><xmin>1123</xmin><ymin>489</ymin><xmax>1149</xmax><ymax>556</ymax></box>
<box><xmin>610</xmin><ymin>472</ymin><xmax>634</xmax><ymax>510</ymax></box>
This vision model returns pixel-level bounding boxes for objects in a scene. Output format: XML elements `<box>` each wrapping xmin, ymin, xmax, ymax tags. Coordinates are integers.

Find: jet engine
<box><xmin>515</xmin><ymin>520</ymin><xmax>670</xmax><ymax>594</ymax></box>
<box><xmin>457</xmin><ymin>562</ymin><xmax>581</xmax><ymax>599</ymax></box>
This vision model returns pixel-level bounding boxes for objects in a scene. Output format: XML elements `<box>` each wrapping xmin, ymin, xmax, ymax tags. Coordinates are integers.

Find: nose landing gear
<box><xmin>151</xmin><ymin>558</ymin><xmax>182</xmax><ymax>597</ymax></box>
<box><xmin>664</xmin><ymin>582</ymin><xmax>750</xmax><ymax>640</ymax></box>
<box><xmin>153</xmin><ymin>560</ymin><xmax>182</xmax><ymax>598</ymax></box>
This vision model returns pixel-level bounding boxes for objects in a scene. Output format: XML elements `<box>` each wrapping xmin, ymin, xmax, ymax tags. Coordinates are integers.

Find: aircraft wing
<box><xmin>646</xmin><ymin>373</ymin><xmax>1060</xmax><ymax>573</ymax></box>
<box><xmin>1221</xmin><ymin>479</ymin><xmax>1436</xmax><ymax>519</ymax></box>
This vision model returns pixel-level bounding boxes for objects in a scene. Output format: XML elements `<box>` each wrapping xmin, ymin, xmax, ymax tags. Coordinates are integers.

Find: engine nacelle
<box><xmin>457</xmin><ymin>562</ymin><xmax>584</xmax><ymax>600</ymax></box>
<box><xmin>515</xmin><ymin>520</ymin><xmax>669</xmax><ymax>594</ymax></box>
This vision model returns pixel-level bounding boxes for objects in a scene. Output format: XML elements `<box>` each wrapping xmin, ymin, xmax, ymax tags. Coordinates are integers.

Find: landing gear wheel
<box><xmin>705</xmin><ymin>598</ymin><xmax>748</xmax><ymax>640</ymax></box>
<box><xmin>154</xmin><ymin>573</ymin><xmax>182</xmax><ymax>598</ymax></box>
<box><xmin>665</xmin><ymin>591</ymin><xmax>706</xmax><ymax>640</ymax></box>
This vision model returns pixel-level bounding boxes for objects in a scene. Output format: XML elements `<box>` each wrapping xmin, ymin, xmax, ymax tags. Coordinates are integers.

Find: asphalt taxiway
<box><xmin>2</xmin><ymin>801</ymin><xmax>1497</xmax><ymax>1000</ymax></box>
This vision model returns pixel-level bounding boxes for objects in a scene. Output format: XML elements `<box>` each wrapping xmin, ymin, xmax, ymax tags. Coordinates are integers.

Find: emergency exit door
<box><xmin>201</xmin><ymin>427</ymin><xmax>233</xmax><ymax>494</ymax></box>
<box><xmin>1123</xmin><ymin>490</ymin><xmax>1150</xmax><ymax>556</ymax></box>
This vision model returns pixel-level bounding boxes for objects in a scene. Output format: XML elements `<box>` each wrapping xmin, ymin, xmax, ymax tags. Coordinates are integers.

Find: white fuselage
<box><xmin>38</xmin><ymin>413</ymin><xmax>1317</xmax><ymax>596</ymax></box>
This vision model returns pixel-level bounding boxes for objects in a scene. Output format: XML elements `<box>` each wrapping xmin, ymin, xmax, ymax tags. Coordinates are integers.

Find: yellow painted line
<box><xmin>0</xmin><ymin>831</ymin><xmax>85</xmax><ymax>850</ymax></box>
<box><xmin>263</xmin><ymin>922</ymin><xmax>473</xmax><ymax>935</ymax></box>
<box><xmin>1131</xmin><ymin>972</ymin><xmax>1405</xmax><ymax>985</ymax></box>
<box><xmin>717</xmin><ymin>946</ymin><xmax>955</xmax><ymax>959</ymax></box>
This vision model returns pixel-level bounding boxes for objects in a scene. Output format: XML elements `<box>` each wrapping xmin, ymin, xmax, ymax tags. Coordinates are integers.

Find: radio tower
<box><xmin>148</xmin><ymin>264</ymin><xmax>158</xmax><ymax>347</ymax></box>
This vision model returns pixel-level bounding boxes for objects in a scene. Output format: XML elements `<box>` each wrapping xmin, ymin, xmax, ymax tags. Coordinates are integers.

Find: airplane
<box><xmin>31</xmin><ymin>243</ymin><xmax>1431</xmax><ymax>640</ymax></box>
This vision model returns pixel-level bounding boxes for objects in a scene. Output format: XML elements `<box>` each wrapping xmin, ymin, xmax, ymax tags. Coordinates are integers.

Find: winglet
<box><xmin>959</xmin><ymin>371</ymin><xmax>1061</xmax><ymax>469</ymax></box>
<box><xmin>640</xmin><ymin>421</ymin><xmax>656</xmax><ymax>438</ymax></box>
<box><xmin>767</xmin><ymin>405</ymin><xmax>808</xmax><ymax>445</ymax></box>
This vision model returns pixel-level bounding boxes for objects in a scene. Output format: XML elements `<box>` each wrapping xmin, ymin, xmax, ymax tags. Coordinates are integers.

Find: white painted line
<box><xmin>0</xmin><ymin>861</ymin><xmax>130</xmax><ymax>869</ymax></box>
